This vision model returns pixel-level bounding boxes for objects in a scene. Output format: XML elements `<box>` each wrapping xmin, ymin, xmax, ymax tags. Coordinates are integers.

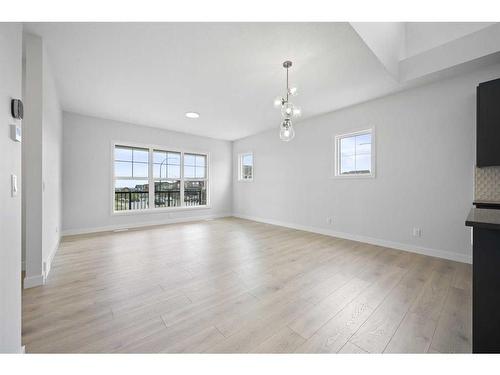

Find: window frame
<box><xmin>111</xmin><ymin>141</ymin><xmax>211</xmax><ymax>216</ymax></box>
<box><xmin>182</xmin><ymin>152</ymin><xmax>209</xmax><ymax>207</ymax></box>
<box><xmin>153</xmin><ymin>149</ymin><xmax>182</xmax><ymax>209</ymax></box>
<box><xmin>113</xmin><ymin>145</ymin><xmax>151</xmax><ymax>211</ymax></box>
<box><xmin>238</xmin><ymin>152</ymin><xmax>254</xmax><ymax>182</ymax></box>
<box><xmin>333</xmin><ymin>128</ymin><xmax>376</xmax><ymax>179</ymax></box>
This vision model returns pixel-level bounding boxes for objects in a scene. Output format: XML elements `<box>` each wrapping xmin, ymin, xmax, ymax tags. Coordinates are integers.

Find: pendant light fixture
<box><xmin>274</xmin><ymin>60</ymin><xmax>300</xmax><ymax>141</ymax></box>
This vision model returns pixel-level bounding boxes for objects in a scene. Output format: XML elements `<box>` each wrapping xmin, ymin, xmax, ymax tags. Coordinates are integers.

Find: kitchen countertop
<box><xmin>474</xmin><ymin>200</ymin><xmax>500</xmax><ymax>205</ymax></box>
<box><xmin>466</xmin><ymin>207</ymin><xmax>500</xmax><ymax>230</ymax></box>
<box><xmin>473</xmin><ymin>200</ymin><xmax>500</xmax><ymax>208</ymax></box>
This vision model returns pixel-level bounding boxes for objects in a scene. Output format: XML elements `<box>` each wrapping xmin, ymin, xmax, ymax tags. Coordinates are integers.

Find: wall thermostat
<box><xmin>11</xmin><ymin>99</ymin><xmax>23</xmax><ymax>120</ymax></box>
<box><xmin>10</xmin><ymin>124</ymin><xmax>22</xmax><ymax>142</ymax></box>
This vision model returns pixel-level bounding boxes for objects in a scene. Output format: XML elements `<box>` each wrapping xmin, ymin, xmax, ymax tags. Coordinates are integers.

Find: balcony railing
<box><xmin>185</xmin><ymin>190</ymin><xmax>204</xmax><ymax>206</ymax></box>
<box><xmin>115</xmin><ymin>190</ymin><xmax>205</xmax><ymax>211</ymax></box>
<box><xmin>115</xmin><ymin>191</ymin><xmax>149</xmax><ymax>211</ymax></box>
<box><xmin>155</xmin><ymin>191</ymin><xmax>180</xmax><ymax>207</ymax></box>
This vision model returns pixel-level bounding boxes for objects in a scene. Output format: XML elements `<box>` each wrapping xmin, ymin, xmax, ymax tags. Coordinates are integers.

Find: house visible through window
<box><xmin>335</xmin><ymin>129</ymin><xmax>374</xmax><ymax>177</ymax></box>
<box><xmin>113</xmin><ymin>144</ymin><xmax>209</xmax><ymax>212</ymax></box>
<box><xmin>239</xmin><ymin>153</ymin><xmax>253</xmax><ymax>181</ymax></box>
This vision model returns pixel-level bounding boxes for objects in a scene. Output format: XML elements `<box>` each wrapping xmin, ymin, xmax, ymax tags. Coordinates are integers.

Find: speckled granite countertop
<box><xmin>466</xmin><ymin>207</ymin><xmax>500</xmax><ymax>230</ymax></box>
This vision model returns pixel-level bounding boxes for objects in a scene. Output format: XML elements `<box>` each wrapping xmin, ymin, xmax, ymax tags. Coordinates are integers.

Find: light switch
<box><xmin>11</xmin><ymin>174</ymin><xmax>18</xmax><ymax>197</ymax></box>
<box><xmin>10</xmin><ymin>124</ymin><xmax>22</xmax><ymax>142</ymax></box>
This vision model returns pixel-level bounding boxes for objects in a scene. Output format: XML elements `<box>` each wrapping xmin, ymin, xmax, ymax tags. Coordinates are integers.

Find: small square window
<box><xmin>238</xmin><ymin>153</ymin><xmax>253</xmax><ymax>181</ymax></box>
<box><xmin>335</xmin><ymin>129</ymin><xmax>374</xmax><ymax>177</ymax></box>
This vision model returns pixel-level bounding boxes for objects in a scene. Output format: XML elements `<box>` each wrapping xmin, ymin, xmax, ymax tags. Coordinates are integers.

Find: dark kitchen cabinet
<box><xmin>472</xmin><ymin>227</ymin><xmax>500</xmax><ymax>353</ymax></box>
<box><xmin>466</xmin><ymin>208</ymin><xmax>500</xmax><ymax>353</ymax></box>
<box><xmin>477</xmin><ymin>78</ymin><xmax>500</xmax><ymax>167</ymax></box>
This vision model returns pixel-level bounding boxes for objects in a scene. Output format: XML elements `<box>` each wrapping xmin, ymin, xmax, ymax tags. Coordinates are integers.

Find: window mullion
<box><xmin>180</xmin><ymin>151</ymin><xmax>185</xmax><ymax>207</ymax></box>
<box><xmin>131</xmin><ymin>152</ymin><xmax>134</xmax><ymax>178</ymax></box>
<box><xmin>149</xmin><ymin>147</ymin><xmax>154</xmax><ymax>209</ymax></box>
<box><xmin>240</xmin><ymin>157</ymin><xmax>243</xmax><ymax>180</ymax></box>
<box><xmin>354</xmin><ymin>135</ymin><xmax>357</xmax><ymax>172</ymax></box>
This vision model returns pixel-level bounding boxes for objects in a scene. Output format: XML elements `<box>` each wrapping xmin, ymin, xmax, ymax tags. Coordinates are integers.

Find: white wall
<box><xmin>22</xmin><ymin>33</ymin><xmax>63</xmax><ymax>286</ymax></box>
<box><xmin>22</xmin><ymin>33</ymin><xmax>43</xmax><ymax>286</ymax></box>
<box><xmin>62</xmin><ymin>112</ymin><xmax>232</xmax><ymax>234</ymax></box>
<box><xmin>41</xmin><ymin>46</ymin><xmax>63</xmax><ymax>276</ymax></box>
<box><xmin>0</xmin><ymin>23</ymin><xmax>23</xmax><ymax>353</ymax></box>
<box><xmin>233</xmin><ymin>63</ymin><xmax>500</xmax><ymax>263</ymax></box>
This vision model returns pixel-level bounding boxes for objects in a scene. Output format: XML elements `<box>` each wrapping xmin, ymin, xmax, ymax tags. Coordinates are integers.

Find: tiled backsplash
<box><xmin>475</xmin><ymin>166</ymin><xmax>500</xmax><ymax>201</ymax></box>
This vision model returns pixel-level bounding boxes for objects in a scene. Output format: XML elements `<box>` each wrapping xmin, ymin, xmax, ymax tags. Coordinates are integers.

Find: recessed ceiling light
<box><xmin>185</xmin><ymin>112</ymin><xmax>200</xmax><ymax>119</ymax></box>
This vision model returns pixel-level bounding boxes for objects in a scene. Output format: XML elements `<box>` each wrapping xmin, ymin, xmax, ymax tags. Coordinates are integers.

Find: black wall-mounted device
<box><xmin>11</xmin><ymin>99</ymin><xmax>23</xmax><ymax>120</ymax></box>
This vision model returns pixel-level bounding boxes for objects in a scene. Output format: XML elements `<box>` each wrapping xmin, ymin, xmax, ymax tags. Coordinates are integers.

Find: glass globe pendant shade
<box><xmin>288</xmin><ymin>87</ymin><xmax>298</xmax><ymax>96</ymax></box>
<box><xmin>280</xmin><ymin>119</ymin><xmax>295</xmax><ymax>142</ymax></box>
<box><xmin>281</xmin><ymin>102</ymin><xmax>295</xmax><ymax>118</ymax></box>
<box><xmin>274</xmin><ymin>60</ymin><xmax>300</xmax><ymax>142</ymax></box>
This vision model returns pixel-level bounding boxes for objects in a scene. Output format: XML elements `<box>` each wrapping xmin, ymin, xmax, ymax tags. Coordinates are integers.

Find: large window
<box><xmin>113</xmin><ymin>144</ymin><xmax>209</xmax><ymax>212</ymax></box>
<box><xmin>238</xmin><ymin>153</ymin><xmax>253</xmax><ymax>181</ymax></box>
<box><xmin>334</xmin><ymin>129</ymin><xmax>374</xmax><ymax>177</ymax></box>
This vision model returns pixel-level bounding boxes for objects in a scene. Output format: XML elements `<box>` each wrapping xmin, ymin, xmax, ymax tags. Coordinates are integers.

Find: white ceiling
<box><xmin>24</xmin><ymin>22</ymin><xmax>499</xmax><ymax>141</ymax></box>
<box><xmin>404</xmin><ymin>22</ymin><xmax>495</xmax><ymax>58</ymax></box>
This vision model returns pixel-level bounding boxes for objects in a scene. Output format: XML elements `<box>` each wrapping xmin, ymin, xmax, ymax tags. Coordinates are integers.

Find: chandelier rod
<box><xmin>286</xmin><ymin>66</ymin><xmax>289</xmax><ymax>102</ymax></box>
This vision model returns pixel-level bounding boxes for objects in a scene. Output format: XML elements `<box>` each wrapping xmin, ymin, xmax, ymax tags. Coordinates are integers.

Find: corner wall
<box><xmin>22</xmin><ymin>32</ymin><xmax>63</xmax><ymax>287</ymax></box>
<box><xmin>233</xmin><ymin>63</ymin><xmax>500</xmax><ymax>264</ymax></box>
<box><xmin>22</xmin><ymin>33</ymin><xmax>43</xmax><ymax>287</ymax></box>
<box><xmin>41</xmin><ymin>45</ymin><xmax>63</xmax><ymax>277</ymax></box>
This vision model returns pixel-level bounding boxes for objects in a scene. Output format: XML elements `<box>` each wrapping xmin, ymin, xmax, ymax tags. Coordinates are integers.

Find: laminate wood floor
<box><xmin>22</xmin><ymin>217</ymin><xmax>472</xmax><ymax>353</ymax></box>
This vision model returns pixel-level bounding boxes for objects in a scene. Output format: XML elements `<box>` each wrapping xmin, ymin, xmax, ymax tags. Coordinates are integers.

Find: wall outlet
<box><xmin>413</xmin><ymin>227</ymin><xmax>422</xmax><ymax>237</ymax></box>
<box><xmin>326</xmin><ymin>217</ymin><xmax>333</xmax><ymax>225</ymax></box>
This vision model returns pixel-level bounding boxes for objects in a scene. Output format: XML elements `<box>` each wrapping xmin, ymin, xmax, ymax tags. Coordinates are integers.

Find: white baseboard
<box><xmin>43</xmin><ymin>237</ymin><xmax>60</xmax><ymax>280</ymax></box>
<box><xmin>23</xmin><ymin>274</ymin><xmax>44</xmax><ymax>289</ymax></box>
<box><xmin>61</xmin><ymin>213</ymin><xmax>232</xmax><ymax>237</ymax></box>
<box><xmin>233</xmin><ymin>213</ymin><xmax>472</xmax><ymax>264</ymax></box>
<box><xmin>60</xmin><ymin>211</ymin><xmax>471</xmax><ymax>263</ymax></box>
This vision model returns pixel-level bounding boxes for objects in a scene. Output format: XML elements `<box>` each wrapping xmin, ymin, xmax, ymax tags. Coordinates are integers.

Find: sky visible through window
<box><xmin>114</xmin><ymin>147</ymin><xmax>207</xmax><ymax>188</ymax></box>
<box><xmin>340</xmin><ymin>132</ymin><xmax>371</xmax><ymax>174</ymax></box>
<box><xmin>114</xmin><ymin>146</ymin><xmax>149</xmax><ymax>188</ymax></box>
<box><xmin>242</xmin><ymin>153</ymin><xmax>253</xmax><ymax>166</ymax></box>
<box><xmin>184</xmin><ymin>154</ymin><xmax>206</xmax><ymax>179</ymax></box>
<box><xmin>153</xmin><ymin>151</ymin><xmax>181</xmax><ymax>180</ymax></box>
